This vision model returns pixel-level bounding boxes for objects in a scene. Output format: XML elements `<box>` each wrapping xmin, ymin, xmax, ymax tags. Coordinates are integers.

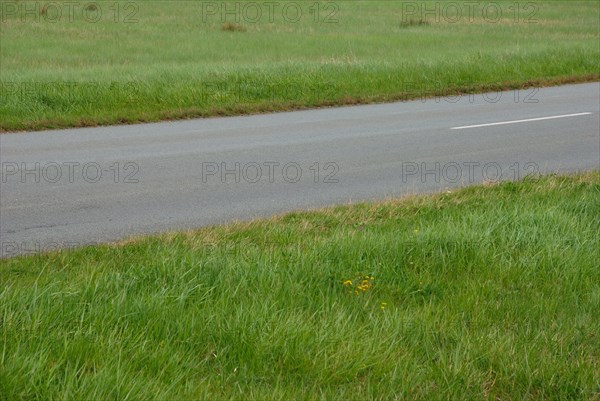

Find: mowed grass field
<box><xmin>0</xmin><ymin>0</ymin><xmax>599</xmax><ymax>131</ymax></box>
<box><xmin>1</xmin><ymin>172</ymin><xmax>599</xmax><ymax>400</ymax></box>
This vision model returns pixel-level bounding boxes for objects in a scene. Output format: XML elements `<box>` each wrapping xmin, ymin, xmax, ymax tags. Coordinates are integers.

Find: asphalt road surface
<box><xmin>1</xmin><ymin>83</ymin><xmax>598</xmax><ymax>257</ymax></box>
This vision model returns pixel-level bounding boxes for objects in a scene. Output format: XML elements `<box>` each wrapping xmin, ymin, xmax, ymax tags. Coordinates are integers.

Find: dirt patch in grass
<box><xmin>221</xmin><ymin>22</ymin><xmax>246</xmax><ymax>32</ymax></box>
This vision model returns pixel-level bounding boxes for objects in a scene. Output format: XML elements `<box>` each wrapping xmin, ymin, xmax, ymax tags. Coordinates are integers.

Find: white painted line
<box><xmin>451</xmin><ymin>112</ymin><xmax>593</xmax><ymax>130</ymax></box>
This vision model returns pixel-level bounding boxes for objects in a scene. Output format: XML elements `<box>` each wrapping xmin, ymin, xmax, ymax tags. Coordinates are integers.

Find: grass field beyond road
<box><xmin>1</xmin><ymin>172</ymin><xmax>599</xmax><ymax>400</ymax></box>
<box><xmin>0</xmin><ymin>0</ymin><xmax>599</xmax><ymax>131</ymax></box>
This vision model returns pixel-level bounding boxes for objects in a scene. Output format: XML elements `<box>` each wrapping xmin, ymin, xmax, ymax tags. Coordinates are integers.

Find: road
<box><xmin>1</xmin><ymin>83</ymin><xmax>598</xmax><ymax>257</ymax></box>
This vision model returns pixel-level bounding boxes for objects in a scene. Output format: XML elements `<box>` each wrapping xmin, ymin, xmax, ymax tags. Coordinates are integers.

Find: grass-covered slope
<box><xmin>1</xmin><ymin>172</ymin><xmax>599</xmax><ymax>400</ymax></box>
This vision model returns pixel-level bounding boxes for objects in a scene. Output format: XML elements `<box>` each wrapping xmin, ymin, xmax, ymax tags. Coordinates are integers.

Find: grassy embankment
<box><xmin>1</xmin><ymin>172</ymin><xmax>599</xmax><ymax>400</ymax></box>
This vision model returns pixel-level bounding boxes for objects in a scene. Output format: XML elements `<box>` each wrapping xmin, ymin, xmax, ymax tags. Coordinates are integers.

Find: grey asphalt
<box><xmin>1</xmin><ymin>83</ymin><xmax>598</xmax><ymax>257</ymax></box>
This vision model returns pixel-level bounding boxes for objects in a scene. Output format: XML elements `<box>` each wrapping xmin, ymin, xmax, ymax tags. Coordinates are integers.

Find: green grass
<box><xmin>1</xmin><ymin>172</ymin><xmax>599</xmax><ymax>400</ymax></box>
<box><xmin>0</xmin><ymin>0</ymin><xmax>599</xmax><ymax>131</ymax></box>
